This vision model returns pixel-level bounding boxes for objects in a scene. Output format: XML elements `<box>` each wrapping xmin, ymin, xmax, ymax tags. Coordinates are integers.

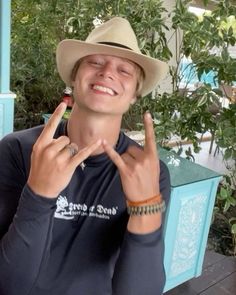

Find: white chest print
<box><xmin>54</xmin><ymin>195</ymin><xmax>118</xmax><ymax>220</ymax></box>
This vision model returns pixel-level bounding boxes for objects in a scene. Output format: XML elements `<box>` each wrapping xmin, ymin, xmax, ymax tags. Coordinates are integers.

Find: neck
<box><xmin>67</xmin><ymin>106</ymin><xmax>122</xmax><ymax>155</ymax></box>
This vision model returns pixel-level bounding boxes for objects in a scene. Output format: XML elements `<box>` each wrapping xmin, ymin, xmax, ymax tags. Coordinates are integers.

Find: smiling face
<box><xmin>71</xmin><ymin>54</ymin><xmax>140</xmax><ymax>116</ymax></box>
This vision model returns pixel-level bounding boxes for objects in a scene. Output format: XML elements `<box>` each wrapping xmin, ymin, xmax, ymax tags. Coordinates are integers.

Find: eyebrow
<box><xmin>121</xmin><ymin>58</ymin><xmax>137</xmax><ymax>67</ymax></box>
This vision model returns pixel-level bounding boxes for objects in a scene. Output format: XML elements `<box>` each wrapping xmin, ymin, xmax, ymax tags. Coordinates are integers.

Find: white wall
<box><xmin>158</xmin><ymin>0</ymin><xmax>183</xmax><ymax>94</ymax></box>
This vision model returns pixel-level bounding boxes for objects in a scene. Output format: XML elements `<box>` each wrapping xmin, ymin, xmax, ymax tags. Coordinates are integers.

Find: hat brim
<box><xmin>56</xmin><ymin>40</ymin><xmax>168</xmax><ymax>97</ymax></box>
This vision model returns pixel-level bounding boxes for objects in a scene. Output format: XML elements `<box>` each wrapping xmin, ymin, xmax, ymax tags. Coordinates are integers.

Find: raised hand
<box><xmin>27</xmin><ymin>102</ymin><xmax>102</xmax><ymax>198</ymax></box>
<box><xmin>103</xmin><ymin>112</ymin><xmax>160</xmax><ymax>203</ymax></box>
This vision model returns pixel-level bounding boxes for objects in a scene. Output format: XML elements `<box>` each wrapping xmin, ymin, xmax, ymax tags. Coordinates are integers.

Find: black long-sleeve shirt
<box><xmin>0</xmin><ymin>121</ymin><xmax>170</xmax><ymax>295</ymax></box>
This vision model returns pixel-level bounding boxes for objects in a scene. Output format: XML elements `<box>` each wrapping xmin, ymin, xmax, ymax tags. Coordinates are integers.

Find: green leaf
<box><xmin>224</xmin><ymin>148</ymin><xmax>233</xmax><ymax>160</ymax></box>
<box><xmin>229</xmin><ymin>217</ymin><xmax>236</xmax><ymax>225</ymax></box>
<box><xmin>197</xmin><ymin>94</ymin><xmax>208</xmax><ymax>107</ymax></box>
<box><xmin>231</xmin><ymin>224</ymin><xmax>236</xmax><ymax>235</ymax></box>
<box><xmin>224</xmin><ymin>127</ymin><xmax>235</xmax><ymax>137</ymax></box>
<box><xmin>223</xmin><ymin>200</ymin><xmax>231</xmax><ymax>213</ymax></box>
<box><xmin>220</xmin><ymin>187</ymin><xmax>229</xmax><ymax>199</ymax></box>
<box><xmin>229</xmin><ymin>196</ymin><xmax>236</xmax><ymax>205</ymax></box>
<box><xmin>202</xmin><ymin>0</ymin><xmax>209</xmax><ymax>7</ymax></box>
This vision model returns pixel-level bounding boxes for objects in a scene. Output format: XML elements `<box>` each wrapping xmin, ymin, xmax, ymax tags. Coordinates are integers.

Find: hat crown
<box><xmin>86</xmin><ymin>17</ymin><xmax>141</xmax><ymax>54</ymax></box>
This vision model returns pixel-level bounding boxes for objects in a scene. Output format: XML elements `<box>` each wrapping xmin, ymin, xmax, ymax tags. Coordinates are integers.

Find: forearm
<box><xmin>127</xmin><ymin>213</ymin><xmax>162</xmax><ymax>234</ymax></box>
<box><xmin>112</xmin><ymin>227</ymin><xmax>165</xmax><ymax>295</ymax></box>
<box><xmin>112</xmin><ymin>160</ymin><xmax>170</xmax><ymax>295</ymax></box>
<box><xmin>0</xmin><ymin>185</ymin><xmax>56</xmax><ymax>295</ymax></box>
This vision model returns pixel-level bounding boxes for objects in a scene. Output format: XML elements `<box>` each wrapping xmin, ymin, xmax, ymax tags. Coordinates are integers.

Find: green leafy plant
<box><xmin>173</xmin><ymin>0</ymin><xmax>236</xmax><ymax>87</ymax></box>
<box><xmin>210</xmin><ymin>170</ymin><xmax>236</xmax><ymax>256</ymax></box>
<box><xmin>216</xmin><ymin>175</ymin><xmax>236</xmax><ymax>213</ymax></box>
<box><xmin>216</xmin><ymin>103</ymin><xmax>236</xmax><ymax>188</ymax></box>
<box><xmin>229</xmin><ymin>217</ymin><xmax>236</xmax><ymax>255</ymax></box>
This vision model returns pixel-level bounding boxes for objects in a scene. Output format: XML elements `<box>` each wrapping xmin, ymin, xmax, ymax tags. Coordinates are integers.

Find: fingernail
<box><xmin>60</xmin><ymin>102</ymin><xmax>67</xmax><ymax>109</ymax></box>
<box><xmin>145</xmin><ymin>111</ymin><xmax>152</xmax><ymax>119</ymax></box>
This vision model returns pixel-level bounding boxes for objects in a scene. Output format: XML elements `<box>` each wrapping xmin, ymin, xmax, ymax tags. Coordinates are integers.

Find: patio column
<box><xmin>0</xmin><ymin>0</ymin><xmax>16</xmax><ymax>139</ymax></box>
<box><xmin>160</xmin><ymin>0</ymin><xmax>183</xmax><ymax>94</ymax></box>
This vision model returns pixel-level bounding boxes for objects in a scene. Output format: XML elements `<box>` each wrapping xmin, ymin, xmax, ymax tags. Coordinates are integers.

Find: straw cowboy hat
<box><xmin>56</xmin><ymin>17</ymin><xmax>168</xmax><ymax>97</ymax></box>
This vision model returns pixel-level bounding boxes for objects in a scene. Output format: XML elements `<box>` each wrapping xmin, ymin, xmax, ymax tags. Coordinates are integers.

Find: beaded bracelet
<box><xmin>127</xmin><ymin>200</ymin><xmax>166</xmax><ymax>216</ymax></box>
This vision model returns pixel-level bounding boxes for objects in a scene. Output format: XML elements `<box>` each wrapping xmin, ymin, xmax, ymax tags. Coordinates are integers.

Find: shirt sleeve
<box><xmin>0</xmin><ymin>185</ymin><xmax>57</xmax><ymax>294</ymax></box>
<box><xmin>0</xmin><ymin>134</ymin><xmax>56</xmax><ymax>295</ymax></box>
<box><xmin>112</xmin><ymin>161</ymin><xmax>171</xmax><ymax>295</ymax></box>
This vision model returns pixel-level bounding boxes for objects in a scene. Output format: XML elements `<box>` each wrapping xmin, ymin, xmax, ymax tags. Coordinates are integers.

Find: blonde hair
<box><xmin>70</xmin><ymin>57</ymin><xmax>145</xmax><ymax>98</ymax></box>
<box><xmin>135</xmin><ymin>66</ymin><xmax>145</xmax><ymax>98</ymax></box>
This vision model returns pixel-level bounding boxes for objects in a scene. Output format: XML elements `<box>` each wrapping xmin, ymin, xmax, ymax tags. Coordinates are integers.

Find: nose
<box><xmin>97</xmin><ymin>63</ymin><xmax>115</xmax><ymax>80</ymax></box>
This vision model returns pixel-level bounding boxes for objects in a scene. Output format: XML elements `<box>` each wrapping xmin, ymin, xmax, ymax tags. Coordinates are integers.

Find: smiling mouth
<box><xmin>92</xmin><ymin>84</ymin><xmax>117</xmax><ymax>96</ymax></box>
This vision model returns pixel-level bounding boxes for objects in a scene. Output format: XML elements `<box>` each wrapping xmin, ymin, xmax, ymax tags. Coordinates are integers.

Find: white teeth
<box><xmin>93</xmin><ymin>85</ymin><xmax>115</xmax><ymax>95</ymax></box>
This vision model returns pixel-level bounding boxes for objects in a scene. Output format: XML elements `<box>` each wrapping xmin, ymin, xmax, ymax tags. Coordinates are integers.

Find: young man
<box><xmin>0</xmin><ymin>17</ymin><xmax>170</xmax><ymax>295</ymax></box>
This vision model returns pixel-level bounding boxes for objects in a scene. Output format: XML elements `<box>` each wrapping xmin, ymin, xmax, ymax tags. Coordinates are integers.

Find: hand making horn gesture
<box><xmin>27</xmin><ymin>102</ymin><xmax>102</xmax><ymax>198</ymax></box>
<box><xmin>103</xmin><ymin>112</ymin><xmax>160</xmax><ymax>203</ymax></box>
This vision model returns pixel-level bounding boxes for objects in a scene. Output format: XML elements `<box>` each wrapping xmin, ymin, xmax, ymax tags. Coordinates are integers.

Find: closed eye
<box><xmin>120</xmin><ymin>68</ymin><xmax>133</xmax><ymax>76</ymax></box>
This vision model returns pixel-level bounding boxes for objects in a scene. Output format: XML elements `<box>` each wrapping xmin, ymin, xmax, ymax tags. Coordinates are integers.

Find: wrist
<box><xmin>127</xmin><ymin>213</ymin><xmax>162</xmax><ymax>234</ymax></box>
<box><xmin>126</xmin><ymin>193</ymin><xmax>164</xmax><ymax>234</ymax></box>
<box><xmin>126</xmin><ymin>193</ymin><xmax>165</xmax><ymax>216</ymax></box>
<box><xmin>27</xmin><ymin>181</ymin><xmax>58</xmax><ymax>199</ymax></box>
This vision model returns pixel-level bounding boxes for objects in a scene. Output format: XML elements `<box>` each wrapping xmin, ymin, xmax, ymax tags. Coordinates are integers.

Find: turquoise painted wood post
<box><xmin>158</xmin><ymin>148</ymin><xmax>221</xmax><ymax>292</ymax></box>
<box><xmin>0</xmin><ymin>0</ymin><xmax>16</xmax><ymax>139</ymax></box>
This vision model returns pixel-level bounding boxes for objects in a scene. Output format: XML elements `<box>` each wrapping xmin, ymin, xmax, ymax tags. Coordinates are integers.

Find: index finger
<box><xmin>144</xmin><ymin>112</ymin><xmax>157</xmax><ymax>156</ymax></box>
<box><xmin>102</xmin><ymin>140</ymin><xmax>127</xmax><ymax>173</ymax></box>
<box><xmin>38</xmin><ymin>102</ymin><xmax>67</xmax><ymax>144</ymax></box>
